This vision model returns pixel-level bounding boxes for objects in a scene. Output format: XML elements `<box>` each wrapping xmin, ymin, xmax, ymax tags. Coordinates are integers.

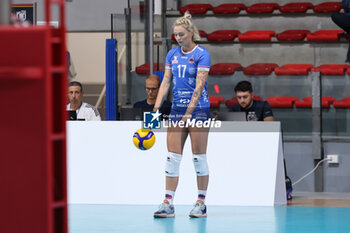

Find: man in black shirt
<box><xmin>133</xmin><ymin>74</ymin><xmax>172</xmax><ymax>118</ymax></box>
<box><xmin>229</xmin><ymin>81</ymin><xmax>293</xmax><ymax>200</ymax></box>
<box><xmin>229</xmin><ymin>81</ymin><xmax>274</xmax><ymax>121</ymax></box>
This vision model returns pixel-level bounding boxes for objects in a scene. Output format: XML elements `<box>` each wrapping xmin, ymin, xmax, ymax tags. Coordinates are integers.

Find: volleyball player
<box><xmin>153</xmin><ymin>12</ymin><xmax>211</xmax><ymax>218</ymax></box>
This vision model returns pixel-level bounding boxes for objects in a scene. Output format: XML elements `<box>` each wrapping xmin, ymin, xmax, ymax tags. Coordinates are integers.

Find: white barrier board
<box><xmin>67</xmin><ymin>121</ymin><xmax>286</xmax><ymax>206</ymax></box>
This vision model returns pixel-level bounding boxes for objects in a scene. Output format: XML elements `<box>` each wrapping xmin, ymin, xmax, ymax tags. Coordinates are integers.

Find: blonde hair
<box><xmin>173</xmin><ymin>11</ymin><xmax>200</xmax><ymax>41</ymax></box>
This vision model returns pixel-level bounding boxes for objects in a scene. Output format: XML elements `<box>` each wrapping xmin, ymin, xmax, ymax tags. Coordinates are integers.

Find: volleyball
<box><xmin>133</xmin><ymin>128</ymin><xmax>155</xmax><ymax>150</ymax></box>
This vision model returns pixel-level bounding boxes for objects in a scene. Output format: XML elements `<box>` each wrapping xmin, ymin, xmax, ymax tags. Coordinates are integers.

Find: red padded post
<box><xmin>1</xmin><ymin>1</ymin><xmax>68</xmax><ymax>233</ymax></box>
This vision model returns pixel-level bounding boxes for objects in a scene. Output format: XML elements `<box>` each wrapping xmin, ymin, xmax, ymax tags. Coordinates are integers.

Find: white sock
<box><xmin>198</xmin><ymin>190</ymin><xmax>207</xmax><ymax>203</ymax></box>
<box><xmin>165</xmin><ymin>190</ymin><xmax>175</xmax><ymax>204</ymax></box>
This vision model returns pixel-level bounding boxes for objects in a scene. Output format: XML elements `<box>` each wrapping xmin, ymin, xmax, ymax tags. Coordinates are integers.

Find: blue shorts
<box><xmin>169</xmin><ymin>108</ymin><xmax>210</xmax><ymax>123</ymax></box>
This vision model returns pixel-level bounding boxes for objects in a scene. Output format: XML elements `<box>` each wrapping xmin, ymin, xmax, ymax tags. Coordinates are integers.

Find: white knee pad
<box><xmin>193</xmin><ymin>154</ymin><xmax>209</xmax><ymax>176</ymax></box>
<box><xmin>165</xmin><ymin>152</ymin><xmax>182</xmax><ymax>177</ymax></box>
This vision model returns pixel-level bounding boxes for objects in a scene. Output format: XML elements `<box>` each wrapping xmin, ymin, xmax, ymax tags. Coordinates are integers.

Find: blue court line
<box><xmin>69</xmin><ymin>204</ymin><xmax>350</xmax><ymax>233</ymax></box>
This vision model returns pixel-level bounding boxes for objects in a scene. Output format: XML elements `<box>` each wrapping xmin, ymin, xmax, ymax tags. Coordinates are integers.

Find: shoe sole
<box><xmin>189</xmin><ymin>213</ymin><xmax>207</xmax><ymax>218</ymax></box>
<box><xmin>154</xmin><ymin>214</ymin><xmax>175</xmax><ymax>218</ymax></box>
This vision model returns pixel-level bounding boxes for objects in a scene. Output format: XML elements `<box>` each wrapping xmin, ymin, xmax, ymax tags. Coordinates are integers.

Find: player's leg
<box><xmin>165</xmin><ymin>125</ymin><xmax>188</xmax><ymax>199</ymax></box>
<box><xmin>154</xmin><ymin>120</ymin><xmax>188</xmax><ymax>218</ymax></box>
<box><xmin>188</xmin><ymin>125</ymin><xmax>210</xmax><ymax>218</ymax></box>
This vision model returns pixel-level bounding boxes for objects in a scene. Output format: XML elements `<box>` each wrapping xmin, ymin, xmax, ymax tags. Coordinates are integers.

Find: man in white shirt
<box><xmin>67</xmin><ymin>81</ymin><xmax>101</xmax><ymax>121</ymax></box>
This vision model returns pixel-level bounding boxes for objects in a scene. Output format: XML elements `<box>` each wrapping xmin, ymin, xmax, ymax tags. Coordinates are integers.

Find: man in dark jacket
<box><xmin>331</xmin><ymin>0</ymin><xmax>350</xmax><ymax>62</ymax></box>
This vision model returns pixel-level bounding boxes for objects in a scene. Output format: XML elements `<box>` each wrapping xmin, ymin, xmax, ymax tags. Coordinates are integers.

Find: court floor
<box><xmin>69</xmin><ymin>201</ymin><xmax>350</xmax><ymax>233</ymax></box>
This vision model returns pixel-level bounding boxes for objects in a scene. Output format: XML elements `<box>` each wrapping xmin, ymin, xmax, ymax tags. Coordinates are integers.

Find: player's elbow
<box><xmin>264</xmin><ymin>116</ymin><xmax>274</xmax><ymax>121</ymax></box>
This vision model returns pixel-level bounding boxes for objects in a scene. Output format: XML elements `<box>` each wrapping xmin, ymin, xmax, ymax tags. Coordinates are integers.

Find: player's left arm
<box><xmin>184</xmin><ymin>70</ymin><xmax>209</xmax><ymax>117</ymax></box>
<box><xmin>264</xmin><ymin>116</ymin><xmax>274</xmax><ymax>121</ymax></box>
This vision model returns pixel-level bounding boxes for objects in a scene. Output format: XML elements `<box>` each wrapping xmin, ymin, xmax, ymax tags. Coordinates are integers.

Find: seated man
<box><xmin>331</xmin><ymin>0</ymin><xmax>350</xmax><ymax>63</ymax></box>
<box><xmin>133</xmin><ymin>74</ymin><xmax>172</xmax><ymax>118</ymax></box>
<box><xmin>229</xmin><ymin>80</ymin><xmax>274</xmax><ymax>121</ymax></box>
<box><xmin>67</xmin><ymin>81</ymin><xmax>101</xmax><ymax>121</ymax></box>
<box><xmin>229</xmin><ymin>81</ymin><xmax>293</xmax><ymax>199</ymax></box>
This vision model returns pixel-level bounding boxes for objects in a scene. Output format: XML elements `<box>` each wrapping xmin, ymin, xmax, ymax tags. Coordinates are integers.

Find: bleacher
<box><xmin>131</xmin><ymin>0</ymin><xmax>350</xmax><ymax>138</ymax></box>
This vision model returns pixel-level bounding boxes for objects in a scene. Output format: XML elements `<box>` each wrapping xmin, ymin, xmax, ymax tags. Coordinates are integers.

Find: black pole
<box><xmin>110</xmin><ymin>14</ymin><xmax>113</xmax><ymax>39</ymax></box>
<box><xmin>157</xmin><ymin>45</ymin><xmax>159</xmax><ymax>71</ymax></box>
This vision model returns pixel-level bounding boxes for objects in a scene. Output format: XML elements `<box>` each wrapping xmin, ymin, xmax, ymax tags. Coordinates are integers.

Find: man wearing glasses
<box><xmin>133</xmin><ymin>74</ymin><xmax>172</xmax><ymax>119</ymax></box>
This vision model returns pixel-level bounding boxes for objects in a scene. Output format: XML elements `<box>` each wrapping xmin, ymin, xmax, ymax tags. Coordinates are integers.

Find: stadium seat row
<box><xmin>209</xmin><ymin>96</ymin><xmax>350</xmax><ymax>109</ymax></box>
<box><xmin>179</xmin><ymin>2</ymin><xmax>341</xmax><ymax>15</ymax></box>
<box><xmin>135</xmin><ymin>63</ymin><xmax>350</xmax><ymax>75</ymax></box>
<box><xmin>172</xmin><ymin>30</ymin><xmax>346</xmax><ymax>42</ymax></box>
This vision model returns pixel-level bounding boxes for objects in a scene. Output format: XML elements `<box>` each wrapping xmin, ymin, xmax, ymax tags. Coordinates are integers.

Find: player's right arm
<box><xmin>154</xmin><ymin>69</ymin><xmax>172</xmax><ymax>111</ymax></box>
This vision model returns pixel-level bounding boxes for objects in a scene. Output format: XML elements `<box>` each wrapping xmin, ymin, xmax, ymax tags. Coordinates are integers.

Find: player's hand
<box><xmin>181</xmin><ymin>113</ymin><xmax>192</xmax><ymax>125</ymax></box>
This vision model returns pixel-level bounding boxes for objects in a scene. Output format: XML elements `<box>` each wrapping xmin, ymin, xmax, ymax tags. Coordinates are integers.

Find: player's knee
<box><xmin>193</xmin><ymin>154</ymin><xmax>209</xmax><ymax>176</ymax></box>
<box><xmin>165</xmin><ymin>152</ymin><xmax>182</xmax><ymax>177</ymax></box>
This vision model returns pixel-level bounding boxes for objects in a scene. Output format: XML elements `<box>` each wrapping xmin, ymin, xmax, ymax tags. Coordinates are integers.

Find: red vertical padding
<box><xmin>0</xmin><ymin>3</ymin><xmax>67</xmax><ymax>233</ymax></box>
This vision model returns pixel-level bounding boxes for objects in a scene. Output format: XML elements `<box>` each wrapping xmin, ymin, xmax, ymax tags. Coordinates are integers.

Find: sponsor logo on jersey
<box><xmin>179</xmin><ymin>98</ymin><xmax>190</xmax><ymax>104</ymax></box>
<box><xmin>172</xmin><ymin>56</ymin><xmax>178</xmax><ymax>64</ymax></box>
<box><xmin>188</xmin><ymin>77</ymin><xmax>195</xmax><ymax>85</ymax></box>
<box><xmin>189</xmin><ymin>68</ymin><xmax>196</xmax><ymax>75</ymax></box>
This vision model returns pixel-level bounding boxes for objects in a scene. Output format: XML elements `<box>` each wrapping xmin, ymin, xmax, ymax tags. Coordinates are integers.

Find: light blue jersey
<box><xmin>165</xmin><ymin>45</ymin><xmax>211</xmax><ymax>113</ymax></box>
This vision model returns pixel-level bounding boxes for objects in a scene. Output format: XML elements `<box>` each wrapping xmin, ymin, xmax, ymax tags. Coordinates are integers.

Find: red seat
<box><xmin>246</xmin><ymin>3</ymin><xmax>279</xmax><ymax>14</ymax></box>
<box><xmin>313</xmin><ymin>2</ymin><xmax>342</xmax><ymax>13</ymax></box>
<box><xmin>313</xmin><ymin>64</ymin><xmax>350</xmax><ymax>75</ymax></box>
<box><xmin>294</xmin><ymin>96</ymin><xmax>336</xmax><ymax>108</ymax></box>
<box><xmin>209</xmin><ymin>96</ymin><xmax>225</xmax><ymax>108</ymax></box>
<box><xmin>307</xmin><ymin>30</ymin><xmax>344</xmax><ymax>41</ymax></box>
<box><xmin>225</xmin><ymin>96</ymin><xmax>262</xmax><ymax>108</ymax></box>
<box><xmin>279</xmin><ymin>2</ymin><xmax>312</xmax><ymax>13</ymax></box>
<box><xmin>179</xmin><ymin>4</ymin><xmax>212</xmax><ymax>15</ymax></box>
<box><xmin>274</xmin><ymin>64</ymin><xmax>313</xmax><ymax>75</ymax></box>
<box><xmin>276</xmin><ymin>30</ymin><xmax>310</xmax><ymax>41</ymax></box>
<box><xmin>209</xmin><ymin>63</ymin><xmax>243</xmax><ymax>75</ymax></box>
<box><xmin>206</xmin><ymin>30</ymin><xmax>240</xmax><ymax>41</ymax></box>
<box><xmin>171</xmin><ymin>30</ymin><xmax>207</xmax><ymax>41</ymax></box>
<box><xmin>199</xmin><ymin>30</ymin><xmax>207</xmax><ymax>38</ymax></box>
<box><xmin>238</xmin><ymin>30</ymin><xmax>275</xmax><ymax>42</ymax></box>
<box><xmin>243</xmin><ymin>63</ymin><xmax>279</xmax><ymax>75</ymax></box>
<box><xmin>135</xmin><ymin>63</ymin><xmax>164</xmax><ymax>74</ymax></box>
<box><xmin>333</xmin><ymin>97</ymin><xmax>350</xmax><ymax>108</ymax></box>
<box><xmin>265</xmin><ymin>96</ymin><xmax>299</xmax><ymax>108</ymax></box>
<box><xmin>212</xmin><ymin>3</ymin><xmax>245</xmax><ymax>14</ymax></box>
